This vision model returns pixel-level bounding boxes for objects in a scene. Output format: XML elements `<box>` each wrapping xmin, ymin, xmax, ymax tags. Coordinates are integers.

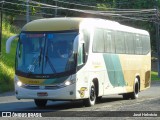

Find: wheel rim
<box><xmin>90</xmin><ymin>85</ymin><xmax>95</xmax><ymax>101</ymax></box>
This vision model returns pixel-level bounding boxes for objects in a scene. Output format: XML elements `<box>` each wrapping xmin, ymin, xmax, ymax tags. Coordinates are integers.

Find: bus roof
<box><xmin>21</xmin><ymin>17</ymin><xmax>149</xmax><ymax>35</ymax></box>
<box><xmin>94</xmin><ymin>19</ymin><xmax>149</xmax><ymax>35</ymax></box>
<box><xmin>22</xmin><ymin>17</ymin><xmax>83</xmax><ymax>32</ymax></box>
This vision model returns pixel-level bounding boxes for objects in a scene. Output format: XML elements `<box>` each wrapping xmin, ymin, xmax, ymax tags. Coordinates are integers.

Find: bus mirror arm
<box><xmin>6</xmin><ymin>34</ymin><xmax>19</xmax><ymax>53</ymax></box>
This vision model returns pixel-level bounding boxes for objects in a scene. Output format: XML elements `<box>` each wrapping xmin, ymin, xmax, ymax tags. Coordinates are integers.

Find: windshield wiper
<box><xmin>27</xmin><ymin>56</ymin><xmax>39</xmax><ymax>75</ymax></box>
<box><xmin>39</xmin><ymin>47</ymin><xmax>42</xmax><ymax>67</ymax></box>
<box><xmin>45</xmin><ymin>47</ymin><xmax>57</xmax><ymax>73</ymax></box>
<box><xmin>27</xmin><ymin>48</ymin><xmax>42</xmax><ymax>74</ymax></box>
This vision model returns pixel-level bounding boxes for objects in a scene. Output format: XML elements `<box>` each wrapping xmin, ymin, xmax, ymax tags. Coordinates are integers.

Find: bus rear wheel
<box><xmin>122</xmin><ymin>78</ymin><xmax>139</xmax><ymax>100</ymax></box>
<box><xmin>83</xmin><ymin>82</ymin><xmax>96</xmax><ymax>107</ymax></box>
<box><xmin>34</xmin><ymin>99</ymin><xmax>47</xmax><ymax>108</ymax></box>
<box><xmin>131</xmin><ymin>78</ymin><xmax>139</xmax><ymax>99</ymax></box>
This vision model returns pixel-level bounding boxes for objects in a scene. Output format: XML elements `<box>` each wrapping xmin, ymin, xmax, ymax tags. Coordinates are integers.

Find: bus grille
<box><xmin>22</xmin><ymin>85</ymin><xmax>61</xmax><ymax>90</ymax></box>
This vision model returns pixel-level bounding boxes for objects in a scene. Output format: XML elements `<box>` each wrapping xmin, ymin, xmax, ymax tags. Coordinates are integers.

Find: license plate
<box><xmin>37</xmin><ymin>92</ymin><xmax>48</xmax><ymax>97</ymax></box>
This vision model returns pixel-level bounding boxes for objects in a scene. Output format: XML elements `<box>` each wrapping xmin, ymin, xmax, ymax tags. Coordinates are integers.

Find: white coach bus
<box><xmin>6</xmin><ymin>17</ymin><xmax>151</xmax><ymax>107</ymax></box>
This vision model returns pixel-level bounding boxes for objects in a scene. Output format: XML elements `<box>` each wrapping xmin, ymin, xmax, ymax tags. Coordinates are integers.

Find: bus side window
<box><xmin>104</xmin><ymin>30</ymin><xmax>115</xmax><ymax>53</ymax></box>
<box><xmin>78</xmin><ymin>43</ymin><xmax>84</xmax><ymax>66</ymax></box>
<box><xmin>82</xmin><ymin>29</ymin><xmax>90</xmax><ymax>62</ymax></box>
<box><xmin>135</xmin><ymin>34</ymin><xmax>143</xmax><ymax>55</ymax></box>
<box><xmin>125</xmin><ymin>33</ymin><xmax>134</xmax><ymax>54</ymax></box>
<box><xmin>82</xmin><ymin>29</ymin><xmax>89</xmax><ymax>53</ymax></box>
<box><xmin>115</xmin><ymin>31</ymin><xmax>125</xmax><ymax>54</ymax></box>
<box><xmin>92</xmin><ymin>28</ymin><xmax>104</xmax><ymax>53</ymax></box>
<box><xmin>142</xmin><ymin>35</ymin><xmax>150</xmax><ymax>54</ymax></box>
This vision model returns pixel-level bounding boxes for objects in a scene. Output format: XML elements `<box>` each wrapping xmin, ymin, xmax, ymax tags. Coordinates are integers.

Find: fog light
<box><xmin>70</xmin><ymin>91</ymin><xmax>73</xmax><ymax>95</ymax></box>
<box><xmin>65</xmin><ymin>81</ymin><xmax>71</xmax><ymax>86</ymax></box>
<box><xmin>15</xmin><ymin>90</ymin><xmax>18</xmax><ymax>95</ymax></box>
<box><xmin>17</xmin><ymin>81</ymin><xmax>22</xmax><ymax>87</ymax></box>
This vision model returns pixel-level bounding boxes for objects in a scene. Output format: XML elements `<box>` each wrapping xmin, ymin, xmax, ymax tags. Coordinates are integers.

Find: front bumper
<box><xmin>15</xmin><ymin>83</ymin><xmax>77</xmax><ymax>100</ymax></box>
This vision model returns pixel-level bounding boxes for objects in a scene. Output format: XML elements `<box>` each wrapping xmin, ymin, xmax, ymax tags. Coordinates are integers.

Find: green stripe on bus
<box><xmin>103</xmin><ymin>54</ymin><xmax>126</xmax><ymax>87</ymax></box>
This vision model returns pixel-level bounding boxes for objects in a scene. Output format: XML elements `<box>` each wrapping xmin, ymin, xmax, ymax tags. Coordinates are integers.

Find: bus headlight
<box><xmin>17</xmin><ymin>81</ymin><xmax>22</xmax><ymax>87</ymax></box>
<box><xmin>62</xmin><ymin>79</ymin><xmax>76</xmax><ymax>86</ymax></box>
<box><xmin>65</xmin><ymin>80</ymin><xmax>71</xmax><ymax>86</ymax></box>
<box><xmin>14</xmin><ymin>76</ymin><xmax>23</xmax><ymax>87</ymax></box>
<box><xmin>57</xmin><ymin>77</ymin><xmax>77</xmax><ymax>87</ymax></box>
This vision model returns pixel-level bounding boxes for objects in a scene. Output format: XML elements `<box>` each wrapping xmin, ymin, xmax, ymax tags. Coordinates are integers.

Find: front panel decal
<box><xmin>78</xmin><ymin>87</ymin><xmax>88</xmax><ymax>98</ymax></box>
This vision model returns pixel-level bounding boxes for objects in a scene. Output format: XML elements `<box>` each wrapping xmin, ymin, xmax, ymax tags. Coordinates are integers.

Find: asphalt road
<box><xmin>0</xmin><ymin>81</ymin><xmax>160</xmax><ymax>118</ymax></box>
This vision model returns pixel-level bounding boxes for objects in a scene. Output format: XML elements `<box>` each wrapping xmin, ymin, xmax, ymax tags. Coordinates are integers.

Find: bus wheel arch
<box><xmin>83</xmin><ymin>79</ymin><xmax>98</xmax><ymax>107</ymax></box>
<box><xmin>131</xmin><ymin>76</ymin><xmax>140</xmax><ymax>99</ymax></box>
<box><xmin>93</xmin><ymin>78</ymin><xmax>102</xmax><ymax>102</ymax></box>
<box><xmin>123</xmin><ymin>76</ymin><xmax>140</xmax><ymax>100</ymax></box>
<box><xmin>93</xmin><ymin>78</ymin><xmax>99</xmax><ymax>98</ymax></box>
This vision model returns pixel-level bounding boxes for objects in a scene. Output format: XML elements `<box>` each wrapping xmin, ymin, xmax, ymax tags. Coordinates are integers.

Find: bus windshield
<box><xmin>16</xmin><ymin>31</ymin><xmax>78</xmax><ymax>76</ymax></box>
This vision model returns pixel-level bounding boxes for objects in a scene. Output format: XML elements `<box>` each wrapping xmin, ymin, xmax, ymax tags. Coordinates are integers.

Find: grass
<box><xmin>0</xmin><ymin>33</ymin><xmax>17</xmax><ymax>92</ymax></box>
<box><xmin>0</xmin><ymin>19</ymin><xmax>19</xmax><ymax>93</ymax></box>
<box><xmin>151</xmin><ymin>71</ymin><xmax>160</xmax><ymax>81</ymax></box>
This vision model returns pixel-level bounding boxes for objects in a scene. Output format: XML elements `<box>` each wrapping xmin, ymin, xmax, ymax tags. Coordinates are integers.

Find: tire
<box><xmin>83</xmin><ymin>82</ymin><xmax>96</xmax><ymax>107</ymax></box>
<box><xmin>122</xmin><ymin>78</ymin><xmax>139</xmax><ymax>100</ymax></box>
<box><xmin>130</xmin><ymin>78</ymin><xmax>139</xmax><ymax>99</ymax></box>
<box><xmin>34</xmin><ymin>99</ymin><xmax>47</xmax><ymax>108</ymax></box>
<box><xmin>96</xmin><ymin>96</ymin><xmax>102</xmax><ymax>103</ymax></box>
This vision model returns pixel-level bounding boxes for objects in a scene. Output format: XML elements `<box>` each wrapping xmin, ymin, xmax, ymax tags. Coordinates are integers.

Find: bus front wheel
<box><xmin>83</xmin><ymin>82</ymin><xmax>96</xmax><ymax>107</ymax></box>
<box><xmin>34</xmin><ymin>99</ymin><xmax>47</xmax><ymax>108</ymax></box>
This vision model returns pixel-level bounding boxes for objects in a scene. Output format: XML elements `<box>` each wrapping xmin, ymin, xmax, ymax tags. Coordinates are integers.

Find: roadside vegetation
<box><xmin>151</xmin><ymin>71</ymin><xmax>160</xmax><ymax>81</ymax></box>
<box><xmin>0</xmin><ymin>19</ymin><xmax>19</xmax><ymax>92</ymax></box>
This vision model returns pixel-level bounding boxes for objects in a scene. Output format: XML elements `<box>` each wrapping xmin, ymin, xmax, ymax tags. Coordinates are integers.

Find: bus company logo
<box><xmin>2</xmin><ymin>112</ymin><xmax>11</xmax><ymax>117</ymax></box>
<box><xmin>78</xmin><ymin>87</ymin><xmax>88</xmax><ymax>98</ymax></box>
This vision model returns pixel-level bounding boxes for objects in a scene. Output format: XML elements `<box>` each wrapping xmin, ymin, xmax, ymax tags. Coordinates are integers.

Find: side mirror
<box><xmin>6</xmin><ymin>34</ymin><xmax>19</xmax><ymax>53</ymax></box>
